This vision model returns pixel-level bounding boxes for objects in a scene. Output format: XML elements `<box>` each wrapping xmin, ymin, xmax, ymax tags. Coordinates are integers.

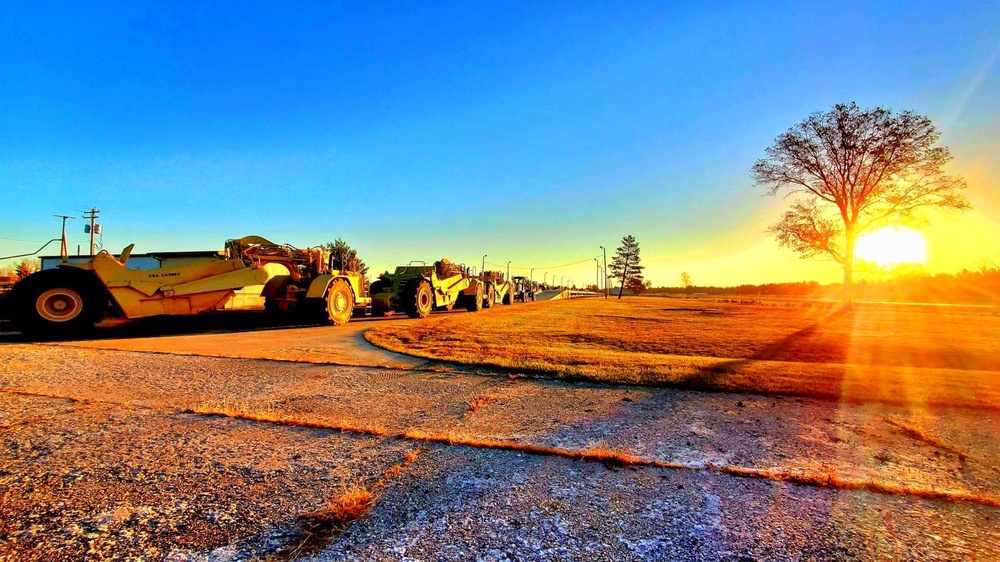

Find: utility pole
<box><xmin>482</xmin><ymin>254</ymin><xmax>487</xmax><ymax>277</ymax></box>
<box><xmin>506</xmin><ymin>261</ymin><xmax>511</xmax><ymax>280</ymax></box>
<box><xmin>54</xmin><ymin>215</ymin><xmax>75</xmax><ymax>262</ymax></box>
<box><xmin>83</xmin><ymin>208</ymin><xmax>100</xmax><ymax>255</ymax></box>
<box><xmin>600</xmin><ymin>245</ymin><xmax>608</xmax><ymax>299</ymax></box>
<box><xmin>595</xmin><ymin>258</ymin><xmax>599</xmax><ymax>291</ymax></box>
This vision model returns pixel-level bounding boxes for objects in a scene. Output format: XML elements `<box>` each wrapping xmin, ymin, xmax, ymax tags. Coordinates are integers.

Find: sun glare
<box><xmin>854</xmin><ymin>226</ymin><xmax>927</xmax><ymax>266</ymax></box>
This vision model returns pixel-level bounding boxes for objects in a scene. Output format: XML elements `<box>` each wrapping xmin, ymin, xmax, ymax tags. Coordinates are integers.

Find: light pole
<box><xmin>595</xmin><ymin>258</ymin><xmax>599</xmax><ymax>291</ymax></box>
<box><xmin>482</xmin><ymin>254</ymin><xmax>487</xmax><ymax>277</ymax></box>
<box><xmin>600</xmin><ymin>245</ymin><xmax>608</xmax><ymax>299</ymax></box>
<box><xmin>506</xmin><ymin>260</ymin><xmax>511</xmax><ymax>280</ymax></box>
<box><xmin>530</xmin><ymin>268</ymin><xmax>534</xmax><ymax>285</ymax></box>
<box><xmin>544</xmin><ymin>272</ymin><xmax>548</xmax><ymax>286</ymax></box>
<box><xmin>560</xmin><ymin>276</ymin><xmax>564</xmax><ymax>288</ymax></box>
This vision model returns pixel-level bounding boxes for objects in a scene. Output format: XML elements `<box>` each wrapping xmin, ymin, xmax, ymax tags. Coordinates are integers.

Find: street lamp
<box><xmin>530</xmin><ymin>268</ymin><xmax>534</xmax><ymax>284</ymax></box>
<box><xmin>594</xmin><ymin>258</ymin><xmax>599</xmax><ymax>291</ymax></box>
<box><xmin>506</xmin><ymin>260</ymin><xmax>511</xmax><ymax>280</ymax></box>
<box><xmin>544</xmin><ymin>272</ymin><xmax>548</xmax><ymax>285</ymax></box>
<box><xmin>482</xmin><ymin>254</ymin><xmax>487</xmax><ymax>277</ymax></box>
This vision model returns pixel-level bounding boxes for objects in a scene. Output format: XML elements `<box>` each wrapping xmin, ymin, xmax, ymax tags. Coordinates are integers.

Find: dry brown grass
<box><xmin>465</xmin><ymin>391</ymin><xmax>498</xmax><ymax>413</ymax></box>
<box><xmin>190</xmin><ymin>398</ymin><xmax>388</xmax><ymax>436</ymax></box>
<box><xmin>283</xmin><ymin>445</ymin><xmax>423</xmax><ymax>559</ymax></box>
<box><xmin>298</xmin><ymin>485</ymin><xmax>375</xmax><ymax>528</ymax></box>
<box><xmin>365</xmin><ymin>298</ymin><xmax>1000</xmax><ymax>409</ymax></box>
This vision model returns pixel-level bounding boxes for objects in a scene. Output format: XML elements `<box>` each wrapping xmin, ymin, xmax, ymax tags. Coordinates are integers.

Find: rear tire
<box><xmin>12</xmin><ymin>269</ymin><xmax>106</xmax><ymax>338</ymax></box>
<box><xmin>406</xmin><ymin>280</ymin><xmax>433</xmax><ymax>318</ymax></box>
<box><xmin>466</xmin><ymin>284</ymin><xmax>483</xmax><ymax>312</ymax></box>
<box><xmin>324</xmin><ymin>279</ymin><xmax>354</xmax><ymax>326</ymax></box>
<box><xmin>502</xmin><ymin>289</ymin><xmax>513</xmax><ymax>305</ymax></box>
<box><xmin>483</xmin><ymin>286</ymin><xmax>495</xmax><ymax>308</ymax></box>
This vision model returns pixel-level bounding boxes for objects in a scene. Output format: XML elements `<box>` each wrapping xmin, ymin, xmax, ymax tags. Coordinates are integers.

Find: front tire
<box><xmin>502</xmin><ymin>288</ymin><xmax>513</xmax><ymax>305</ymax></box>
<box><xmin>406</xmin><ymin>280</ymin><xmax>433</xmax><ymax>318</ymax></box>
<box><xmin>324</xmin><ymin>279</ymin><xmax>354</xmax><ymax>326</ymax></box>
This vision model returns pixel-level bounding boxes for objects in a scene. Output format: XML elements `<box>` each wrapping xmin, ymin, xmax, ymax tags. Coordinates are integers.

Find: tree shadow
<box><xmin>678</xmin><ymin>304</ymin><xmax>853</xmax><ymax>390</ymax></box>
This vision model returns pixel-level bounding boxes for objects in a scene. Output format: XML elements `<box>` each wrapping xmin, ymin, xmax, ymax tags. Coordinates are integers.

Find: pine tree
<box><xmin>609</xmin><ymin>235</ymin><xmax>644</xmax><ymax>299</ymax></box>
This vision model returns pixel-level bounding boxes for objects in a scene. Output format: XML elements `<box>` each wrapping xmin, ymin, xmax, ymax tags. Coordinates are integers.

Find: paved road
<box><xmin>1</xmin><ymin>320</ymin><xmax>999</xmax><ymax>560</ymax></box>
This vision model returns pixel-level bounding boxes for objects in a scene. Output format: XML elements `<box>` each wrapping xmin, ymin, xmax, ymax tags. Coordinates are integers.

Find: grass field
<box><xmin>365</xmin><ymin>297</ymin><xmax>1000</xmax><ymax>409</ymax></box>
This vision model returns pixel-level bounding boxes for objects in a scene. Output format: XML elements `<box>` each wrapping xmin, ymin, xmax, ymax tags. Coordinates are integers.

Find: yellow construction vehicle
<box><xmin>481</xmin><ymin>270</ymin><xmax>513</xmax><ymax>307</ymax></box>
<box><xmin>8</xmin><ymin>235</ymin><xmax>369</xmax><ymax>336</ymax></box>
<box><xmin>368</xmin><ymin>259</ymin><xmax>482</xmax><ymax>318</ymax></box>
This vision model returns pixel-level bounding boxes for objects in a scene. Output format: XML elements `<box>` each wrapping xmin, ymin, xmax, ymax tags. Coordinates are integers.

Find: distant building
<box><xmin>40</xmin><ymin>250</ymin><xmax>224</xmax><ymax>271</ymax></box>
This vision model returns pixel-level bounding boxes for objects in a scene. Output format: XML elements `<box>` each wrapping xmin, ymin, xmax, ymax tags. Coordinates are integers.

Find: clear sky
<box><xmin>2</xmin><ymin>1</ymin><xmax>998</xmax><ymax>287</ymax></box>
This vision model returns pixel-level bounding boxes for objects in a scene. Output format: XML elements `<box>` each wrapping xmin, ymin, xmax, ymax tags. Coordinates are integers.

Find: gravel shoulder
<box><xmin>2</xmin><ymin>337</ymin><xmax>1000</xmax><ymax>560</ymax></box>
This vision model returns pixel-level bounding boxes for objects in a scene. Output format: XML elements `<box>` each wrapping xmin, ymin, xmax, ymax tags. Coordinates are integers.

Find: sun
<box><xmin>854</xmin><ymin>226</ymin><xmax>927</xmax><ymax>266</ymax></box>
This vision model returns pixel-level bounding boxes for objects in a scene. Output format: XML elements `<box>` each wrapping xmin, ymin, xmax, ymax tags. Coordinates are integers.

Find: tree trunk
<box><xmin>842</xmin><ymin>231</ymin><xmax>855</xmax><ymax>307</ymax></box>
<box><xmin>617</xmin><ymin>263</ymin><xmax>628</xmax><ymax>299</ymax></box>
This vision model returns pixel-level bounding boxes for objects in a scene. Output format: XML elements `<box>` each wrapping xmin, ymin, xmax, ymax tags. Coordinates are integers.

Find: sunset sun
<box><xmin>854</xmin><ymin>226</ymin><xmax>927</xmax><ymax>266</ymax></box>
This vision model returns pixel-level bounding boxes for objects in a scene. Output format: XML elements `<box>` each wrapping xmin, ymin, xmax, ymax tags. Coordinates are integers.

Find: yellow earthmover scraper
<box><xmin>9</xmin><ymin>235</ymin><xmax>369</xmax><ymax>336</ymax></box>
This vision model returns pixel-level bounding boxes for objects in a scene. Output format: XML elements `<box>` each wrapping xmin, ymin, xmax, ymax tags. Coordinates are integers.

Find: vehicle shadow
<box><xmin>0</xmin><ymin>311</ymin><xmax>403</xmax><ymax>344</ymax></box>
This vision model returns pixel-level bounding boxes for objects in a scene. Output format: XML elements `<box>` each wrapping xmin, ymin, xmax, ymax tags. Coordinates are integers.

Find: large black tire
<box><xmin>323</xmin><ymin>279</ymin><xmax>354</xmax><ymax>326</ymax></box>
<box><xmin>502</xmin><ymin>288</ymin><xmax>513</xmax><ymax>305</ymax></box>
<box><xmin>466</xmin><ymin>284</ymin><xmax>483</xmax><ymax>312</ymax></box>
<box><xmin>11</xmin><ymin>269</ymin><xmax>107</xmax><ymax>338</ymax></box>
<box><xmin>406</xmin><ymin>279</ymin><xmax>433</xmax><ymax>318</ymax></box>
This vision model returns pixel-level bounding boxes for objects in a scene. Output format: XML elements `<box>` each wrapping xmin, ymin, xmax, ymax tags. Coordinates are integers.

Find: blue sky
<box><xmin>2</xmin><ymin>1</ymin><xmax>999</xmax><ymax>286</ymax></box>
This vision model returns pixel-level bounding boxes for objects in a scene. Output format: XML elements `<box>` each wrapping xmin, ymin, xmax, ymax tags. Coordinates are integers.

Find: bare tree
<box><xmin>680</xmin><ymin>271</ymin><xmax>692</xmax><ymax>289</ymax></box>
<box><xmin>752</xmin><ymin>102</ymin><xmax>969</xmax><ymax>301</ymax></box>
<box><xmin>610</xmin><ymin>234</ymin><xmax>644</xmax><ymax>299</ymax></box>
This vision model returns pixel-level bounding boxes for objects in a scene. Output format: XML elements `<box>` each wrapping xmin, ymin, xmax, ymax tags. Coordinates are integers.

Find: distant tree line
<box><xmin>645</xmin><ymin>265</ymin><xmax>1000</xmax><ymax>304</ymax></box>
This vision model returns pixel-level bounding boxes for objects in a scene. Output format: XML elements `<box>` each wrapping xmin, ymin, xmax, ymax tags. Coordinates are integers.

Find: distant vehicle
<box><xmin>512</xmin><ymin>276</ymin><xmax>536</xmax><ymax>302</ymax></box>
<box><xmin>481</xmin><ymin>270</ymin><xmax>513</xmax><ymax>307</ymax></box>
<box><xmin>368</xmin><ymin>259</ymin><xmax>483</xmax><ymax>318</ymax></box>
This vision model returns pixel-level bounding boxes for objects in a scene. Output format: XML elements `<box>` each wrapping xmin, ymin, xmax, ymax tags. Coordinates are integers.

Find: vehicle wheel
<box><xmin>406</xmin><ymin>280</ymin><xmax>433</xmax><ymax>318</ymax></box>
<box><xmin>264</xmin><ymin>297</ymin><xmax>282</xmax><ymax>315</ymax></box>
<box><xmin>502</xmin><ymin>289</ymin><xmax>513</xmax><ymax>305</ymax></box>
<box><xmin>325</xmin><ymin>279</ymin><xmax>354</xmax><ymax>326</ymax></box>
<box><xmin>466</xmin><ymin>283</ymin><xmax>483</xmax><ymax>312</ymax></box>
<box><xmin>12</xmin><ymin>270</ymin><xmax>106</xmax><ymax>337</ymax></box>
<box><xmin>483</xmin><ymin>286</ymin><xmax>495</xmax><ymax>308</ymax></box>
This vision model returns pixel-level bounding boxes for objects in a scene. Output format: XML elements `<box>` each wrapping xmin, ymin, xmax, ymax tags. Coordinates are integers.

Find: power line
<box><xmin>0</xmin><ymin>236</ymin><xmax>49</xmax><ymax>243</ymax></box>
<box><xmin>485</xmin><ymin>256</ymin><xmax>601</xmax><ymax>272</ymax></box>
